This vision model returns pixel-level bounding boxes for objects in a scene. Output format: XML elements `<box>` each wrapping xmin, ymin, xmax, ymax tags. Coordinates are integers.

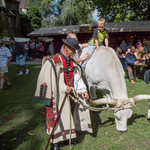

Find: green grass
<box><xmin>0</xmin><ymin>64</ymin><xmax>150</xmax><ymax>150</ymax></box>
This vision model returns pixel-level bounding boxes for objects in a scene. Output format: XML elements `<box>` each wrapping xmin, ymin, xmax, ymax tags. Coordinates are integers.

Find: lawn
<box><xmin>0</xmin><ymin>64</ymin><xmax>150</xmax><ymax>150</ymax></box>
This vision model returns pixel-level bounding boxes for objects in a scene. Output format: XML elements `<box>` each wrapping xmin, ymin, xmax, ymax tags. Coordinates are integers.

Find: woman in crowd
<box><xmin>134</xmin><ymin>49</ymin><xmax>141</xmax><ymax>60</ymax></box>
<box><xmin>39</xmin><ymin>42</ymin><xmax>45</xmax><ymax>59</ymax></box>
<box><xmin>116</xmin><ymin>47</ymin><xmax>123</xmax><ymax>57</ymax></box>
<box><xmin>139</xmin><ymin>46</ymin><xmax>144</xmax><ymax>59</ymax></box>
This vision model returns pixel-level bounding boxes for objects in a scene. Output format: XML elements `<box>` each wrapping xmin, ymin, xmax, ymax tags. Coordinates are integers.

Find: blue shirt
<box><xmin>13</xmin><ymin>45</ymin><xmax>16</xmax><ymax>53</ymax></box>
<box><xmin>123</xmin><ymin>53</ymin><xmax>138</xmax><ymax>68</ymax></box>
<box><xmin>49</xmin><ymin>44</ymin><xmax>54</xmax><ymax>52</ymax></box>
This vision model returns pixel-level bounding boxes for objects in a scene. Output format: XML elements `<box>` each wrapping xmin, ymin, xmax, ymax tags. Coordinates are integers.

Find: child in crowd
<box><xmin>81</xmin><ymin>18</ymin><xmax>109</xmax><ymax>68</ymax></box>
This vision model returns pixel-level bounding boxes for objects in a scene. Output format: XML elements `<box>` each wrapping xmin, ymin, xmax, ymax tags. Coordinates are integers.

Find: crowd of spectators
<box><xmin>116</xmin><ymin>39</ymin><xmax>150</xmax><ymax>84</ymax></box>
<box><xmin>0</xmin><ymin>37</ymin><xmax>55</xmax><ymax>93</ymax></box>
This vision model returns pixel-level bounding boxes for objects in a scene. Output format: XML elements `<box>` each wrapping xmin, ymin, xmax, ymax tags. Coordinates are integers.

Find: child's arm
<box><xmin>95</xmin><ymin>39</ymin><xmax>99</xmax><ymax>51</ymax></box>
<box><xmin>105</xmin><ymin>38</ymin><xmax>109</xmax><ymax>47</ymax></box>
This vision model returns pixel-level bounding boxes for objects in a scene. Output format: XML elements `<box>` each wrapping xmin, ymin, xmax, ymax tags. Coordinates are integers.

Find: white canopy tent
<box><xmin>2</xmin><ymin>37</ymin><xmax>30</xmax><ymax>43</ymax></box>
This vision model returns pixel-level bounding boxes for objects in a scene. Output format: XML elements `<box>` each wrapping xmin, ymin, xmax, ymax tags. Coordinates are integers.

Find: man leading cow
<box><xmin>34</xmin><ymin>38</ymin><xmax>92</xmax><ymax>150</ymax></box>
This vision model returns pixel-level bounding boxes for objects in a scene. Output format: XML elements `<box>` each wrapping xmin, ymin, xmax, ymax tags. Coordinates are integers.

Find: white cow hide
<box><xmin>79</xmin><ymin>47</ymin><xmax>132</xmax><ymax>132</ymax></box>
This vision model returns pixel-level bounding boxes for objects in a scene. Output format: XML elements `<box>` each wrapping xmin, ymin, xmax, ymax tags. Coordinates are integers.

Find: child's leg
<box><xmin>81</xmin><ymin>43</ymin><xmax>96</xmax><ymax>68</ymax></box>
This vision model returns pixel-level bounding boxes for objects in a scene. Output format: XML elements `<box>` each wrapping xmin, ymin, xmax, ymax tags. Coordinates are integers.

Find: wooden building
<box><xmin>27</xmin><ymin>21</ymin><xmax>150</xmax><ymax>53</ymax></box>
<box><xmin>19</xmin><ymin>0</ymin><xmax>29</xmax><ymax>14</ymax></box>
<box><xmin>0</xmin><ymin>0</ymin><xmax>21</xmax><ymax>37</ymax></box>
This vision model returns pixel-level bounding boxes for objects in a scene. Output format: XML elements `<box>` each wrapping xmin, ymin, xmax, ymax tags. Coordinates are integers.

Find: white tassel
<box><xmin>147</xmin><ymin>100</ymin><xmax>150</xmax><ymax>119</ymax></box>
<box><xmin>147</xmin><ymin>109</ymin><xmax>150</xmax><ymax>119</ymax></box>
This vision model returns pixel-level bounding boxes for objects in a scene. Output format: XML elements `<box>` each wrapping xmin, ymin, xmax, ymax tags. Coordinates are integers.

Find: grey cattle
<box><xmin>79</xmin><ymin>47</ymin><xmax>150</xmax><ymax>132</ymax></box>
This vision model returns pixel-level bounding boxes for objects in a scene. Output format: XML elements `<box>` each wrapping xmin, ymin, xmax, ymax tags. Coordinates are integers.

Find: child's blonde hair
<box><xmin>98</xmin><ymin>18</ymin><xmax>105</xmax><ymax>25</ymax></box>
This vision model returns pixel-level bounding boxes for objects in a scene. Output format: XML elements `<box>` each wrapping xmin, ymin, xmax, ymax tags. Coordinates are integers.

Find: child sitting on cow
<box><xmin>81</xmin><ymin>17</ymin><xmax>109</xmax><ymax>68</ymax></box>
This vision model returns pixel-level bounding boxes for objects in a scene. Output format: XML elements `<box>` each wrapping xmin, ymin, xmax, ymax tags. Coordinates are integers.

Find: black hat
<box><xmin>62</xmin><ymin>38</ymin><xmax>81</xmax><ymax>51</ymax></box>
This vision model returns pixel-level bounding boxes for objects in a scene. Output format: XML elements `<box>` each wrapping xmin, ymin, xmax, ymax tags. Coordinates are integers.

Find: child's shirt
<box><xmin>89</xmin><ymin>28</ymin><xmax>109</xmax><ymax>45</ymax></box>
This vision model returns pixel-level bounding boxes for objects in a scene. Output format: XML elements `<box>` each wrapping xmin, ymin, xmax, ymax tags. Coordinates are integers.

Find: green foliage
<box><xmin>0</xmin><ymin>16</ymin><xmax>11</xmax><ymax>36</ymax></box>
<box><xmin>60</xmin><ymin>0</ymin><xmax>78</xmax><ymax>25</ymax></box>
<box><xmin>19</xmin><ymin>0</ymin><xmax>42</xmax><ymax>36</ymax></box>
<box><xmin>30</xmin><ymin>0</ymin><xmax>55</xmax><ymax>28</ymax></box>
<box><xmin>21</xmin><ymin>0</ymin><xmax>150</xmax><ymax>29</ymax></box>
<box><xmin>74</xmin><ymin>0</ymin><xmax>95</xmax><ymax>24</ymax></box>
<box><xmin>27</xmin><ymin>0</ymin><xmax>42</xmax><ymax>30</ymax></box>
<box><xmin>55</xmin><ymin>0</ymin><xmax>95</xmax><ymax>26</ymax></box>
<box><xmin>93</xmin><ymin>0</ymin><xmax>150</xmax><ymax>22</ymax></box>
<box><xmin>31</xmin><ymin>0</ymin><xmax>95</xmax><ymax>27</ymax></box>
<box><xmin>19</xmin><ymin>11</ymin><xmax>33</xmax><ymax>37</ymax></box>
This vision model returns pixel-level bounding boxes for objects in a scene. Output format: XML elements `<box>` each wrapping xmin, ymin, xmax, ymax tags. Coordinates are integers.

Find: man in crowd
<box><xmin>123</xmin><ymin>48</ymin><xmax>140</xmax><ymax>84</ymax></box>
<box><xmin>29</xmin><ymin>40</ymin><xmax>36</xmax><ymax>59</ymax></box>
<box><xmin>34</xmin><ymin>38</ymin><xmax>92</xmax><ymax>150</ymax></box>
<box><xmin>9</xmin><ymin>37</ymin><xmax>29</xmax><ymax>75</ymax></box>
<box><xmin>60</xmin><ymin>31</ymin><xmax>90</xmax><ymax>64</ymax></box>
<box><xmin>120</xmin><ymin>40</ymin><xmax>127</xmax><ymax>54</ymax></box>
<box><xmin>48</xmin><ymin>41</ymin><xmax>54</xmax><ymax>55</ymax></box>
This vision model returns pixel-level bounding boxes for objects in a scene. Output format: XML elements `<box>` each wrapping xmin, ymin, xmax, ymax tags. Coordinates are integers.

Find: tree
<box><xmin>19</xmin><ymin>11</ymin><xmax>33</xmax><ymax>37</ymax></box>
<box><xmin>0</xmin><ymin>16</ymin><xmax>11</xmax><ymax>36</ymax></box>
<box><xmin>129</xmin><ymin>0</ymin><xmax>150</xmax><ymax>21</ymax></box>
<box><xmin>31</xmin><ymin>0</ymin><xmax>57</xmax><ymax>27</ymax></box>
<box><xmin>29</xmin><ymin>0</ymin><xmax>96</xmax><ymax>27</ymax></box>
<box><xmin>55</xmin><ymin>0</ymin><xmax>95</xmax><ymax>26</ymax></box>
<box><xmin>27</xmin><ymin>0</ymin><xmax>42</xmax><ymax>30</ymax></box>
<box><xmin>93</xmin><ymin>0</ymin><xmax>150</xmax><ymax>22</ymax></box>
<box><xmin>74</xmin><ymin>0</ymin><xmax>95</xmax><ymax>24</ymax></box>
<box><xmin>19</xmin><ymin>0</ymin><xmax>42</xmax><ymax>36</ymax></box>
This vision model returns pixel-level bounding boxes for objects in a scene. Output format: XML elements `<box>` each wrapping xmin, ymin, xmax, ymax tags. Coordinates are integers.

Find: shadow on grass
<box><xmin>0</xmin><ymin>106</ymin><xmax>46</xmax><ymax>150</ymax></box>
<box><xmin>0</xmin><ymin>65</ymin><xmax>51</xmax><ymax>150</ymax></box>
<box><xmin>128</xmin><ymin>113</ymin><xmax>146</xmax><ymax>126</ymax></box>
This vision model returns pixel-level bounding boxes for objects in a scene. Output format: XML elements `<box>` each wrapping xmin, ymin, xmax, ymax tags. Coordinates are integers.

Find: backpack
<box><xmin>39</xmin><ymin>45</ymin><xmax>44</xmax><ymax>51</ymax></box>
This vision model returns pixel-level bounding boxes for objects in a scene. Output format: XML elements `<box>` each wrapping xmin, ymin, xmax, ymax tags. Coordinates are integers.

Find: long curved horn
<box><xmin>89</xmin><ymin>98</ymin><xmax>117</xmax><ymax>106</ymax></box>
<box><xmin>133</xmin><ymin>95</ymin><xmax>150</xmax><ymax>103</ymax></box>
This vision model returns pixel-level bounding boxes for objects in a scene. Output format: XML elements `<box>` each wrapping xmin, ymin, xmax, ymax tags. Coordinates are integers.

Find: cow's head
<box><xmin>114</xmin><ymin>104</ymin><xmax>132</xmax><ymax>132</ymax></box>
<box><xmin>89</xmin><ymin>95</ymin><xmax>150</xmax><ymax>132</ymax></box>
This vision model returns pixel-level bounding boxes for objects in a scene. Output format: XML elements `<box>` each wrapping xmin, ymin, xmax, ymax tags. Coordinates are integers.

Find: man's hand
<box><xmin>134</xmin><ymin>61</ymin><xmax>139</xmax><ymax>65</ymax></box>
<box><xmin>65</xmin><ymin>86</ymin><xmax>72</xmax><ymax>93</ymax></box>
<box><xmin>82</xmin><ymin>92</ymin><xmax>89</xmax><ymax>100</ymax></box>
<box><xmin>81</xmin><ymin>53</ymin><xmax>90</xmax><ymax>61</ymax></box>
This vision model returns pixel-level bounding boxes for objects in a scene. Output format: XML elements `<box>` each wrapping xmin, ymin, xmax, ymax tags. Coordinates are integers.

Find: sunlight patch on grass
<box><xmin>0</xmin><ymin>115</ymin><xmax>31</xmax><ymax>134</ymax></box>
<box><xmin>33</xmin><ymin>66</ymin><xmax>41</xmax><ymax>69</ymax></box>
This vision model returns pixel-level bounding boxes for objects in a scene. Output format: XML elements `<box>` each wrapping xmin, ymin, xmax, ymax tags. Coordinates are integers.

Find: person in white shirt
<box><xmin>0</xmin><ymin>39</ymin><xmax>12</xmax><ymax>92</ymax></box>
<box><xmin>60</xmin><ymin>31</ymin><xmax>90</xmax><ymax>63</ymax></box>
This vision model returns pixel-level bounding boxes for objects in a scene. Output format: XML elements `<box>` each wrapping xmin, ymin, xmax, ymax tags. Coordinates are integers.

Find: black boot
<box><xmin>50</xmin><ymin>143</ymin><xmax>60</xmax><ymax>150</ymax></box>
<box><xmin>64</xmin><ymin>139</ymin><xmax>79</xmax><ymax>145</ymax></box>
